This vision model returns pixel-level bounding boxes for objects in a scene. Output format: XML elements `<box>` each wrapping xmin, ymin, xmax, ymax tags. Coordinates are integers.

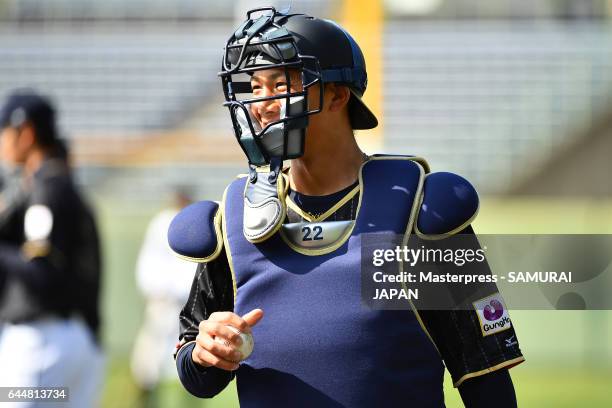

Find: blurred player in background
<box><xmin>0</xmin><ymin>90</ymin><xmax>104</xmax><ymax>407</ymax></box>
<box><xmin>130</xmin><ymin>187</ymin><xmax>198</xmax><ymax>407</ymax></box>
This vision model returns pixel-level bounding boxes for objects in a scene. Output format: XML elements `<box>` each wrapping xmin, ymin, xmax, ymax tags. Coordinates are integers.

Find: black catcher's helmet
<box><xmin>219</xmin><ymin>7</ymin><xmax>378</xmax><ymax>167</ymax></box>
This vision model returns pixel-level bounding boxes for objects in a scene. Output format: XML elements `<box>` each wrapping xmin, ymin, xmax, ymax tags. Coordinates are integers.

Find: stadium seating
<box><xmin>1</xmin><ymin>16</ymin><xmax>610</xmax><ymax>196</ymax></box>
<box><xmin>0</xmin><ymin>22</ymin><xmax>230</xmax><ymax>134</ymax></box>
<box><xmin>384</xmin><ymin>20</ymin><xmax>612</xmax><ymax>192</ymax></box>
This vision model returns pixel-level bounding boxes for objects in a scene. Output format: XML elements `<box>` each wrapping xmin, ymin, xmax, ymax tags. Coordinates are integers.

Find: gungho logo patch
<box><xmin>473</xmin><ymin>293</ymin><xmax>512</xmax><ymax>337</ymax></box>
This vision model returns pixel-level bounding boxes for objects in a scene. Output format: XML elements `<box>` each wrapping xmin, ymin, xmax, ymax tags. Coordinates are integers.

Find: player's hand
<box><xmin>192</xmin><ymin>309</ymin><xmax>263</xmax><ymax>371</ymax></box>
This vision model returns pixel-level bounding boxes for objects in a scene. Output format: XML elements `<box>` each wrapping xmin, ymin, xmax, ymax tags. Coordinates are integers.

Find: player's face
<box><xmin>246</xmin><ymin>67</ymin><xmax>345</xmax><ymax>160</ymax></box>
<box><xmin>0</xmin><ymin>127</ymin><xmax>27</xmax><ymax>164</ymax></box>
<box><xmin>249</xmin><ymin>68</ymin><xmax>304</xmax><ymax>129</ymax></box>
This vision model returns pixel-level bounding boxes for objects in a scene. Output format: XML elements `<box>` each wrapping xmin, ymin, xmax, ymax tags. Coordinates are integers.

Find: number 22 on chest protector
<box><xmin>301</xmin><ymin>225</ymin><xmax>324</xmax><ymax>241</ymax></box>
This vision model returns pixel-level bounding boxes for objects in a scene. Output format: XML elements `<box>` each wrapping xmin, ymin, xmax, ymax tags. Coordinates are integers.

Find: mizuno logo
<box><xmin>505</xmin><ymin>336</ymin><xmax>517</xmax><ymax>347</ymax></box>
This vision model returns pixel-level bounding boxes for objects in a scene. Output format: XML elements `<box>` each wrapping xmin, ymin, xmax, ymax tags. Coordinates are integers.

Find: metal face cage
<box><xmin>219</xmin><ymin>7</ymin><xmax>324</xmax><ymax>167</ymax></box>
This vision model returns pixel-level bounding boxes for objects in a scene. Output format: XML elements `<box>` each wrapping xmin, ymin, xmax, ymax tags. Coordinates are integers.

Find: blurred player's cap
<box><xmin>0</xmin><ymin>89</ymin><xmax>58</xmax><ymax>145</ymax></box>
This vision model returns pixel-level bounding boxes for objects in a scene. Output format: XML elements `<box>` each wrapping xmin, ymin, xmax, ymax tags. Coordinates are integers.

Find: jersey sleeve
<box><xmin>416</xmin><ymin>226</ymin><xmax>525</xmax><ymax>387</ymax></box>
<box><xmin>175</xmin><ymin>248</ymin><xmax>237</xmax><ymax>398</ymax></box>
<box><xmin>178</xmin><ymin>248</ymin><xmax>235</xmax><ymax>345</ymax></box>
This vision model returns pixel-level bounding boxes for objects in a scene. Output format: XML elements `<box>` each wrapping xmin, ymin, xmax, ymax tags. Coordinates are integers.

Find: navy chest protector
<box><xmin>168</xmin><ymin>156</ymin><xmax>478</xmax><ymax>407</ymax></box>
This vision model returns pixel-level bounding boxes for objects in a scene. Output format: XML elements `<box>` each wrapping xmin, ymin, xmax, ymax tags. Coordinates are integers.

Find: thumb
<box><xmin>242</xmin><ymin>309</ymin><xmax>264</xmax><ymax>329</ymax></box>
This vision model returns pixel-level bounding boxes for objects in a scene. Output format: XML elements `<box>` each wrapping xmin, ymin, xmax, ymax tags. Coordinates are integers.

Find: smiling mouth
<box><xmin>260</xmin><ymin>118</ymin><xmax>280</xmax><ymax>129</ymax></box>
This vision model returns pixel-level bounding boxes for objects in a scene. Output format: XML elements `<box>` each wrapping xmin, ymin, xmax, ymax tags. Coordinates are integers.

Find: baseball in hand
<box><xmin>216</xmin><ymin>325</ymin><xmax>254</xmax><ymax>361</ymax></box>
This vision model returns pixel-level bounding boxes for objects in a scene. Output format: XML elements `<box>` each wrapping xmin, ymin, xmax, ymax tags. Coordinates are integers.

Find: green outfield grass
<box><xmin>101</xmin><ymin>358</ymin><xmax>612</xmax><ymax>408</ymax></box>
<box><xmin>96</xmin><ymin>195</ymin><xmax>612</xmax><ymax>407</ymax></box>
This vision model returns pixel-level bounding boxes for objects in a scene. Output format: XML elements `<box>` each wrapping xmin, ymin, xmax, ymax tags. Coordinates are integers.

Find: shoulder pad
<box><xmin>415</xmin><ymin>172</ymin><xmax>479</xmax><ymax>239</ymax></box>
<box><xmin>168</xmin><ymin>200</ymin><xmax>223</xmax><ymax>262</ymax></box>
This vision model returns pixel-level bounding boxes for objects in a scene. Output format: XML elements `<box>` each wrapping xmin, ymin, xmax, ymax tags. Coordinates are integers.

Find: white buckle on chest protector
<box><xmin>243</xmin><ymin>167</ymin><xmax>287</xmax><ymax>243</ymax></box>
<box><xmin>243</xmin><ymin>195</ymin><xmax>283</xmax><ymax>242</ymax></box>
<box><xmin>281</xmin><ymin>221</ymin><xmax>353</xmax><ymax>250</ymax></box>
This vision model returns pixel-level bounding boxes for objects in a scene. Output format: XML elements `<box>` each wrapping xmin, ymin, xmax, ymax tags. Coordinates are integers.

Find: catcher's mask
<box><xmin>219</xmin><ymin>7</ymin><xmax>377</xmax><ymax>175</ymax></box>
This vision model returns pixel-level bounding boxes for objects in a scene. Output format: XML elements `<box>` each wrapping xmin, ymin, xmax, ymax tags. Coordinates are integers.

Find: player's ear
<box><xmin>327</xmin><ymin>83</ymin><xmax>351</xmax><ymax>113</ymax></box>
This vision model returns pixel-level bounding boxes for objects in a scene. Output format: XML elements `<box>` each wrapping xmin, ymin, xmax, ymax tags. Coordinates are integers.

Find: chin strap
<box><xmin>268</xmin><ymin>157</ymin><xmax>283</xmax><ymax>184</ymax></box>
<box><xmin>248</xmin><ymin>164</ymin><xmax>258</xmax><ymax>183</ymax></box>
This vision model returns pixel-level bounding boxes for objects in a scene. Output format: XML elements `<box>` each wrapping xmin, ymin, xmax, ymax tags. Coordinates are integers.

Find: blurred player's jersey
<box><xmin>0</xmin><ymin>157</ymin><xmax>104</xmax><ymax>407</ymax></box>
<box><xmin>0</xmin><ymin>157</ymin><xmax>101</xmax><ymax>339</ymax></box>
<box><xmin>135</xmin><ymin>209</ymin><xmax>195</xmax><ymax>302</ymax></box>
<box><xmin>132</xmin><ymin>208</ymin><xmax>196</xmax><ymax>389</ymax></box>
